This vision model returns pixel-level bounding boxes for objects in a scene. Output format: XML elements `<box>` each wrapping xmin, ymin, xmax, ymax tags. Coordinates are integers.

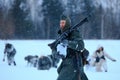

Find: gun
<box><xmin>48</xmin><ymin>16</ymin><xmax>89</xmax><ymax>50</ymax></box>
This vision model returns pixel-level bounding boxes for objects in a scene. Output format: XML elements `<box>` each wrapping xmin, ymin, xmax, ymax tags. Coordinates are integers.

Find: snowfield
<box><xmin>0</xmin><ymin>40</ymin><xmax>120</xmax><ymax>80</ymax></box>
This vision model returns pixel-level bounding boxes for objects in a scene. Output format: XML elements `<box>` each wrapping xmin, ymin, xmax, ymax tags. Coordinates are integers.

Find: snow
<box><xmin>0</xmin><ymin>40</ymin><xmax>120</xmax><ymax>80</ymax></box>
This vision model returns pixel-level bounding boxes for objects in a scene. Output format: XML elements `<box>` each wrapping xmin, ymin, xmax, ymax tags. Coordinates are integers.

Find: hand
<box><xmin>48</xmin><ymin>41</ymin><xmax>58</xmax><ymax>49</ymax></box>
<box><xmin>60</xmin><ymin>40</ymin><xmax>68</xmax><ymax>46</ymax></box>
<box><xmin>3</xmin><ymin>58</ymin><xmax>5</xmax><ymax>62</ymax></box>
<box><xmin>112</xmin><ymin>59</ymin><xmax>116</xmax><ymax>62</ymax></box>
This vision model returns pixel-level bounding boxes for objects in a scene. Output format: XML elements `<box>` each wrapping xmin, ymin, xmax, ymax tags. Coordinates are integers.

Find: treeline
<box><xmin>0</xmin><ymin>0</ymin><xmax>120</xmax><ymax>39</ymax></box>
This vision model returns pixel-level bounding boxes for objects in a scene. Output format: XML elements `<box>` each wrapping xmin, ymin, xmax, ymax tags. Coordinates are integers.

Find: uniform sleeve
<box><xmin>67</xmin><ymin>30</ymin><xmax>84</xmax><ymax>51</ymax></box>
<box><xmin>104</xmin><ymin>51</ymin><xmax>116</xmax><ymax>61</ymax></box>
<box><xmin>4</xmin><ymin>44</ymin><xmax>6</xmax><ymax>53</ymax></box>
<box><xmin>91</xmin><ymin>52</ymin><xmax>97</xmax><ymax>58</ymax></box>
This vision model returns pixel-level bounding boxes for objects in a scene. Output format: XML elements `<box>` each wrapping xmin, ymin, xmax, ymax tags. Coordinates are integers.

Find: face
<box><xmin>99</xmin><ymin>47</ymin><xmax>103</xmax><ymax>51</ymax></box>
<box><xmin>60</xmin><ymin>20</ymin><xmax>66</xmax><ymax>29</ymax></box>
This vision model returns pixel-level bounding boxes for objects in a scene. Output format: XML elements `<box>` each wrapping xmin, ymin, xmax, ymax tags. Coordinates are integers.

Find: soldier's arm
<box><xmin>67</xmin><ymin>30</ymin><xmax>84</xmax><ymax>51</ymax></box>
<box><xmin>104</xmin><ymin>51</ymin><xmax>116</xmax><ymax>61</ymax></box>
<box><xmin>3</xmin><ymin>47</ymin><xmax>7</xmax><ymax>61</ymax></box>
<box><xmin>92</xmin><ymin>52</ymin><xmax>97</xmax><ymax>58</ymax></box>
<box><xmin>3</xmin><ymin>50</ymin><xmax>6</xmax><ymax>61</ymax></box>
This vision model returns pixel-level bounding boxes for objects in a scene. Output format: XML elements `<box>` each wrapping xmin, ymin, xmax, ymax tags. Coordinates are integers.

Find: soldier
<box><xmin>37</xmin><ymin>55</ymin><xmax>52</xmax><ymax>70</ymax></box>
<box><xmin>37</xmin><ymin>54</ymin><xmax>59</xmax><ymax>70</ymax></box>
<box><xmin>24</xmin><ymin>55</ymin><xmax>39</xmax><ymax>67</ymax></box>
<box><xmin>91</xmin><ymin>46</ymin><xmax>116</xmax><ymax>72</ymax></box>
<box><xmin>55</xmin><ymin>14</ymin><xmax>88</xmax><ymax>80</ymax></box>
<box><xmin>3</xmin><ymin>43</ymin><xmax>16</xmax><ymax>66</ymax></box>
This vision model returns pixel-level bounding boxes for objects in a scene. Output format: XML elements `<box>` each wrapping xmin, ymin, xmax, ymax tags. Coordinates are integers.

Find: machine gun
<box><xmin>48</xmin><ymin>16</ymin><xmax>89</xmax><ymax>50</ymax></box>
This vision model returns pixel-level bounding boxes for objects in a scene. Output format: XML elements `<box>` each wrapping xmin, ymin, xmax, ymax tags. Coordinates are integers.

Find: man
<box><xmin>37</xmin><ymin>54</ymin><xmax>59</xmax><ymax>70</ymax></box>
<box><xmin>55</xmin><ymin>14</ymin><xmax>88</xmax><ymax>80</ymax></box>
<box><xmin>3</xmin><ymin>43</ymin><xmax>16</xmax><ymax>66</ymax></box>
<box><xmin>91</xmin><ymin>46</ymin><xmax>116</xmax><ymax>72</ymax></box>
<box><xmin>24</xmin><ymin>55</ymin><xmax>38</xmax><ymax>67</ymax></box>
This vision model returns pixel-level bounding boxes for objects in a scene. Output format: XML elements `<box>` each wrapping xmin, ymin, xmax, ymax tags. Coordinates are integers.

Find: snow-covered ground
<box><xmin>0</xmin><ymin>40</ymin><xmax>120</xmax><ymax>80</ymax></box>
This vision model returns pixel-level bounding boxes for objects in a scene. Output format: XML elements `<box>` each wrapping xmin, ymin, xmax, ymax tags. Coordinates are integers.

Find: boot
<box><xmin>8</xmin><ymin>63</ymin><xmax>11</xmax><ymax>66</ymax></box>
<box><xmin>13</xmin><ymin>61</ymin><xmax>16</xmax><ymax>66</ymax></box>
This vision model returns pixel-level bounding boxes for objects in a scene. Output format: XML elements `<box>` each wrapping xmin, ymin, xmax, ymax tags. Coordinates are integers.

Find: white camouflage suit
<box><xmin>3</xmin><ymin>43</ymin><xmax>16</xmax><ymax>66</ymax></box>
<box><xmin>90</xmin><ymin>46</ymin><xmax>116</xmax><ymax>72</ymax></box>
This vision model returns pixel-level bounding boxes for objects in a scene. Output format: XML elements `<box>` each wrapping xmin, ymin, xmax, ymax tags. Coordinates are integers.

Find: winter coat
<box><xmin>57</xmin><ymin>29</ymin><xmax>88</xmax><ymax>80</ymax></box>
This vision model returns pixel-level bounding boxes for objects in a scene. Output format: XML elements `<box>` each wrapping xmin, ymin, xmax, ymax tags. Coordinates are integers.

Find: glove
<box><xmin>57</xmin><ymin>43</ymin><xmax>67</xmax><ymax>58</ymax></box>
<box><xmin>60</xmin><ymin>40</ymin><xmax>68</xmax><ymax>46</ymax></box>
<box><xmin>3</xmin><ymin>58</ymin><xmax>5</xmax><ymax>62</ymax></box>
<box><xmin>112</xmin><ymin>59</ymin><xmax>116</xmax><ymax>62</ymax></box>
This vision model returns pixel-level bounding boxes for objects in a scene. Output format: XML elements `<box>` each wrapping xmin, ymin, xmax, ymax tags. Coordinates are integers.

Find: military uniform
<box><xmin>56</xmin><ymin>14</ymin><xmax>88</xmax><ymax>80</ymax></box>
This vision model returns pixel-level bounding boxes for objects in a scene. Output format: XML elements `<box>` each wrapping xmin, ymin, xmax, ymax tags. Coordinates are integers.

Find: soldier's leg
<box><xmin>7</xmin><ymin>55</ymin><xmax>11</xmax><ymax>65</ymax></box>
<box><xmin>8</xmin><ymin>60</ymin><xmax>11</xmax><ymax>65</ymax></box>
<box><xmin>13</xmin><ymin>61</ymin><xmax>16</xmax><ymax>66</ymax></box>
<box><xmin>33</xmin><ymin>60</ymin><xmax>38</xmax><ymax>67</ymax></box>
<box><xmin>102</xmin><ymin>61</ymin><xmax>107</xmax><ymax>72</ymax></box>
<box><xmin>14</xmin><ymin>61</ymin><xmax>16</xmax><ymax>66</ymax></box>
<box><xmin>37</xmin><ymin>58</ymin><xmax>42</xmax><ymax>70</ymax></box>
<box><xmin>95</xmin><ymin>62</ymin><xmax>102</xmax><ymax>72</ymax></box>
<box><xmin>11</xmin><ymin>56</ymin><xmax>16</xmax><ymax>66</ymax></box>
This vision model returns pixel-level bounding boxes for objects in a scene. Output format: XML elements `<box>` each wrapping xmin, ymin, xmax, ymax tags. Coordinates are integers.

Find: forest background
<box><xmin>0</xmin><ymin>0</ymin><xmax>120</xmax><ymax>39</ymax></box>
